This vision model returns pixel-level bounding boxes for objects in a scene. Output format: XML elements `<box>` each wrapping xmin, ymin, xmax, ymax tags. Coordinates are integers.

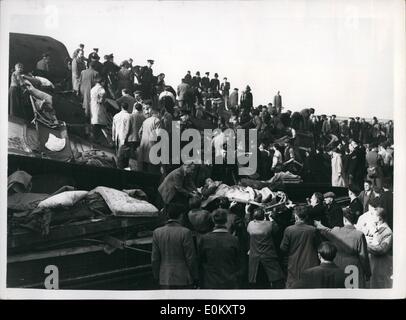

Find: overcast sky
<box><xmin>2</xmin><ymin>0</ymin><xmax>401</xmax><ymax>119</ymax></box>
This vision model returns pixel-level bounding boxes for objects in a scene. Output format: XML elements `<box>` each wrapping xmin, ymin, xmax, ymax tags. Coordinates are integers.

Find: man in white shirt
<box><xmin>355</xmin><ymin>196</ymin><xmax>381</xmax><ymax>238</ymax></box>
<box><xmin>271</xmin><ymin>144</ymin><xmax>283</xmax><ymax>170</ymax></box>
<box><xmin>112</xmin><ymin>102</ymin><xmax>132</xmax><ymax>169</ymax></box>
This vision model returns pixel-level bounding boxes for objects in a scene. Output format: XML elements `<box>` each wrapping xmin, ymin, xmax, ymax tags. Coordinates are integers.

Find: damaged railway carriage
<box><xmin>7</xmin><ymin>33</ymin><xmax>164</xmax><ymax>289</ymax></box>
<box><xmin>7</xmin><ymin>33</ymin><xmax>350</xmax><ymax>290</ymax></box>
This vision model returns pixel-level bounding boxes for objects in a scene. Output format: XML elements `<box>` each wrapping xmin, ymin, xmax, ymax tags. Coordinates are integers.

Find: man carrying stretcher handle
<box><xmin>158</xmin><ymin>162</ymin><xmax>198</xmax><ymax>210</ymax></box>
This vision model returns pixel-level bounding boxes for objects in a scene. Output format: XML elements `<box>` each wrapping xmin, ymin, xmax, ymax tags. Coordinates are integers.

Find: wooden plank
<box><xmin>8</xmin><ymin>216</ymin><xmax>159</xmax><ymax>251</ymax></box>
<box><xmin>17</xmin><ymin>264</ymin><xmax>152</xmax><ymax>289</ymax></box>
<box><xmin>8</xmin><ymin>236</ymin><xmax>153</xmax><ymax>263</ymax></box>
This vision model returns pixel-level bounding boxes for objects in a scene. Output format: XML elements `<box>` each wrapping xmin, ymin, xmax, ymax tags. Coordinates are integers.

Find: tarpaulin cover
<box><xmin>89</xmin><ymin>186</ymin><xmax>158</xmax><ymax>217</ymax></box>
<box><xmin>8</xmin><ymin>193</ymin><xmax>49</xmax><ymax>211</ymax></box>
<box><xmin>45</xmin><ymin>133</ymin><xmax>66</xmax><ymax>151</ymax></box>
<box><xmin>38</xmin><ymin>190</ymin><xmax>88</xmax><ymax>209</ymax></box>
<box><xmin>36</xmin><ymin>121</ymin><xmax>73</xmax><ymax>161</ymax></box>
<box><xmin>8</xmin><ymin>170</ymin><xmax>32</xmax><ymax>193</ymax></box>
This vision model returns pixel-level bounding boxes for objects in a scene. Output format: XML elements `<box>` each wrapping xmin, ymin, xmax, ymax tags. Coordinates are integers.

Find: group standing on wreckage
<box><xmin>7</xmin><ymin>33</ymin><xmax>394</xmax><ymax>289</ymax></box>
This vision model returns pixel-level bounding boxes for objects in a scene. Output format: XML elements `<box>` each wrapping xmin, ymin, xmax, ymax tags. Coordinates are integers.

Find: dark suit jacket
<box><xmin>308</xmin><ymin>203</ymin><xmax>326</xmax><ymax>225</ymax></box>
<box><xmin>152</xmin><ymin>220</ymin><xmax>198</xmax><ymax>286</ymax></box>
<box><xmin>380</xmin><ymin>190</ymin><xmax>393</xmax><ymax>229</ymax></box>
<box><xmin>349</xmin><ymin>197</ymin><xmax>364</xmax><ymax>221</ymax></box>
<box><xmin>273</xmin><ymin>94</ymin><xmax>282</xmax><ymax>107</ymax></box>
<box><xmin>191</xmin><ymin>76</ymin><xmax>201</xmax><ymax>88</ymax></box>
<box><xmin>220</xmin><ymin>81</ymin><xmax>230</xmax><ymax>94</ymax></box>
<box><xmin>320</xmin><ymin>225</ymin><xmax>371</xmax><ymax>288</ymax></box>
<box><xmin>347</xmin><ymin>147</ymin><xmax>366</xmax><ymax>183</ymax></box>
<box><xmin>201</xmin><ymin>76</ymin><xmax>210</xmax><ymax>90</ymax></box>
<box><xmin>198</xmin><ymin>229</ymin><xmax>240</xmax><ymax>289</ymax></box>
<box><xmin>247</xmin><ymin>220</ymin><xmax>284</xmax><ymax>283</ymax></box>
<box><xmin>293</xmin><ymin>262</ymin><xmax>345</xmax><ymax>288</ymax></box>
<box><xmin>240</xmin><ymin>91</ymin><xmax>253</xmax><ymax>109</ymax></box>
<box><xmin>358</xmin><ymin>190</ymin><xmax>376</xmax><ymax>213</ymax></box>
<box><xmin>158</xmin><ymin>167</ymin><xmax>195</xmax><ymax>204</ymax></box>
<box><xmin>140</xmin><ymin>66</ymin><xmax>154</xmax><ymax>83</ymax></box>
<box><xmin>210</xmin><ymin>78</ymin><xmax>220</xmax><ymax>91</ymax></box>
<box><xmin>280</xmin><ymin>221</ymin><xmax>320</xmax><ymax>288</ymax></box>
<box><xmin>324</xmin><ymin>202</ymin><xmax>343</xmax><ymax>228</ymax></box>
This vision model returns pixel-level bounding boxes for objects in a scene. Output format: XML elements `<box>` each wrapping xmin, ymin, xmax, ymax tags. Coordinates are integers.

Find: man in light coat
<box><xmin>90</xmin><ymin>77</ymin><xmax>108</xmax><ymax>142</ymax></box>
<box><xmin>138</xmin><ymin>108</ymin><xmax>161</xmax><ymax>173</ymax></box>
<box><xmin>228</xmin><ymin>88</ymin><xmax>239</xmax><ymax>109</ymax></box>
<box><xmin>329</xmin><ymin>147</ymin><xmax>347</xmax><ymax>187</ymax></box>
<box><xmin>177</xmin><ymin>78</ymin><xmax>192</xmax><ymax>110</ymax></box>
<box><xmin>79</xmin><ymin>61</ymin><xmax>99</xmax><ymax>118</ymax></box>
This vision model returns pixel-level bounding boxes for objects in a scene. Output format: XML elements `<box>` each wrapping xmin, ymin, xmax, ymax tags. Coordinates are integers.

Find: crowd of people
<box><xmin>8</xmin><ymin>42</ymin><xmax>394</xmax><ymax>290</ymax></box>
<box><xmin>151</xmin><ymin>159</ymin><xmax>393</xmax><ymax>289</ymax></box>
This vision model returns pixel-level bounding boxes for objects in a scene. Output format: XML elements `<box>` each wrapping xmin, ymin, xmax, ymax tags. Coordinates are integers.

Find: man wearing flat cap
<box><xmin>323</xmin><ymin>192</ymin><xmax>343</xmax><ymax>228</ymax></box>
